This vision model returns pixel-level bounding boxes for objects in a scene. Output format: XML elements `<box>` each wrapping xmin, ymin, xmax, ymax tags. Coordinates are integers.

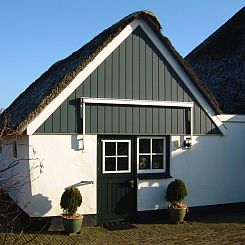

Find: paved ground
<box><xmin>1</xmin><ymin>212</ymin><xmax>245</xmax><ymax>244</ymax></box>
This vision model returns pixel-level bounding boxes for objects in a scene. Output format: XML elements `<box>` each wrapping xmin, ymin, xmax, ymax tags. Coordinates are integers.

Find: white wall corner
<box><xmin>218</xmin><ymin>114</ymin><xmax>245</xmax><ymax>122</ymax></box>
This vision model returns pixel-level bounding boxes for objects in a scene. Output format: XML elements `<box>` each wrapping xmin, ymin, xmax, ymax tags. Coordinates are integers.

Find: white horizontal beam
<box><xmin>81</xmin><ymin>97</ymin><xmax>194</xmax><ymax>108</ymax></box>
<box><xmin>218</xmin><ymin>114</ymin><xmax>245</xmax><ymax>122</ymax></box>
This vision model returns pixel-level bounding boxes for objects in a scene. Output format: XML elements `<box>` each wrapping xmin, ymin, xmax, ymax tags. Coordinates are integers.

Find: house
<box><xmin>0</xmin><ymin>10</ymin><xmax>245</xmax><ymax>225</ymax></box>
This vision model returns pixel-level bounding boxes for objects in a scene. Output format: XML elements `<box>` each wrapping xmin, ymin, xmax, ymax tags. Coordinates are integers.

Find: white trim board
<box><xmin>27</xmin><ymin>18</ymin><xmax>225</xmax><ymax>135</ymax></box>
<box><xmin>82</xmin><ymin>97</ymin><xmax>194</xmax><ymax>108</ymax></box>
<box><xmin>137</xmin><ymin>20</ymin><xmax>226</xmax><ymax>135</ymax></box>
<box><xmin>218</xmin><ymin>115</ymin><xmax>245</xmax><ymax>122</ymax></box>
<box><xmin>26</xmin><ymin>20</ymin><xmax>139</xmax><ymax>135</ymax></box>
<box><xmin>81</xmin><ymin>97</ymin><xmax>194</xmax><ymax>139</ymax></box>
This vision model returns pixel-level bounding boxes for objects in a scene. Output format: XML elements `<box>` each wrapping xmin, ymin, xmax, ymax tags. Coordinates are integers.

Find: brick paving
<box><xmin>1</xmin><ymin>213</ymin><xmax>245</xmax><ymax>244</ymax></box>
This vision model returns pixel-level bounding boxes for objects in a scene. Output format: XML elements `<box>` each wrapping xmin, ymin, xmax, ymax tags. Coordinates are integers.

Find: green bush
<box><xmin>166</xmin><ymin>179</ymin><xmax>188</xmax><ymax>203</ymax></box>
<box><xmin>60</xmin><ymin>187</ymin><xmax>82</xmax><ymax>215</ymax></box>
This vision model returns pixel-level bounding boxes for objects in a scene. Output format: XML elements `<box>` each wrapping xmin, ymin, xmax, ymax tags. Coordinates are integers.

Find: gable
<box><xmin>35</xmin><ymin>27</ymin><xmax>220</xmax><ymax>135</ymax></box>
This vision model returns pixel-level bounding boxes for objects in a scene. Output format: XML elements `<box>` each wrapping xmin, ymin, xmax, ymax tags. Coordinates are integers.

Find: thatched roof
<box><xmin>2</xmin><ymin>10</ymin><xmax>222</xmax><ymax>135</ymax></box>
<box><xmin>186</xmin><ymin>7</ymin><xmax>245</xmax><ymax>114</ymax></box>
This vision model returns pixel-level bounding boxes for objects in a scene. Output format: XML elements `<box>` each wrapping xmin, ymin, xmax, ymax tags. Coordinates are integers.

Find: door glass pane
<box><xmin>152</xmin><ymin>155</ymin><xmax>163</xmax><ymax>169</ymax></box>
<box><xmin>117</xmin><ymin>157</ymin><xmax>129</xmax><ymax>171</ymax></box>
<box><xmin>117</xmin><ymin>142</ymin><xmax>128</xmax><ymax>156</ymax></box>
<box><xmin>139</xmin><ymin>155</ymin><xmax>150</xmax><ymax>170</ymax></box>
<box><xmin>105</xmin><ymin>157</ymin><xmax>116</xmax><ymax>171</ymax></box>
<box><xmin>105</xmin><ymin>142</ymin><xmax>116</xmax><ymax>156</ymax></box>
<box><xmin>139</xmin><ymin>139</ymin><xmax>150</xmax><ymax>153</ymax></box>
<box><xmin>152</xmin><ymin>139</ymin><xmax>163</xmax><ymax>153</ymax></box>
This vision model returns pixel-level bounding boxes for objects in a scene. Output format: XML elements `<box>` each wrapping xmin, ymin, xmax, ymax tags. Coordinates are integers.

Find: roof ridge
<box><xmin>186</xmin><ymin>6</ymin><xmax>245</xmax><ymax>60</ymax></box>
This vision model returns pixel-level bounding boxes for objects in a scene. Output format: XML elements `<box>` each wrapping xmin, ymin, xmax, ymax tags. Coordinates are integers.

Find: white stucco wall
<box><xmin>137</xmin><ymin>120</ymin><xmax>245</xmax><ymax>211</ymax></box>
<box><xmin>28</xmin><ymin>134</ymin><xmax>97</xmax><ymax>217</ymax></box>
<box><xmin>5</xmin><ymin>119</ymin><xmax>244</xmax><ymax>216</ymax></box>
<box><xmin>0</xmin><ymin>136</ymin><xmax>32</xmax><ymax>214</ymax></box>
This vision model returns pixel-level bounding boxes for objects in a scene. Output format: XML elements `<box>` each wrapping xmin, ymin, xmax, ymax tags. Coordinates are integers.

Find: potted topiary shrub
<box><xmin>60</xmin><ymin>187</ymin><xmax>83</xmax><ymax>234</ymax></box>
<box><xmin>165</xmin><ymin>179</ymin><xmax>188</xmax><ymax>224</ymax></box>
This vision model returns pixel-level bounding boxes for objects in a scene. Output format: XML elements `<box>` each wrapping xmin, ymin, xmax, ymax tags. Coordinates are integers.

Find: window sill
<box><xmin>137</xmin><ymin>173</ymin><xmax>172</xmax><ymax>180</ymax></box>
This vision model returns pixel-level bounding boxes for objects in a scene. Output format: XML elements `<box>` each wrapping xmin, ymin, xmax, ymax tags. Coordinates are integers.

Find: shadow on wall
<box><xmin>138</xmin><ymin>186</ymin><xmax>168</xmax><ymax>210</ymax></box>
<box><xmin>71</xmin><ymin>135</ymin><xmax>83</xmax><ymax>151</ymax></box>
<box><xmin>31</xmin><ymin>194</ymin><xmax>52</xmax><ymax>216</ymax></box>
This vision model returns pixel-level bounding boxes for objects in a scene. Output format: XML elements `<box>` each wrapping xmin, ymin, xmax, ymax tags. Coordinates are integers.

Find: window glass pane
<box><xmin>105</xmin><ymin>142</ymin><xmax>116</xmax><ymax>156</ymax></box>
<box><xmin>117</xmin><ymin>157</ymin><xmax>129</xmax><ymax>171</ymax></box>
<box><xmin>152</xmin><ymin>139</ymin><xmax>163</xmax><ymax>153</ymax></box>
<box><xmin>105</xmin><ymin>157</ymin><xmax>116</xmax><ymax>171</ymax></box>
<box><xmin>117</xmin><ymin>142</ymin><xmax>128</xmax><ymax>156</ymax></box>
<box><xmin>152</xmin><ymin>155</ymin><xmax>163</xmax><ymax>169</ymax></box>
<box><xmin>139</xmin><ymin>139</ymin><xmax>150</xmax><ymax>153</ymax></box>
<box><xmin>139</xmin><ymin>155</ymin><xmax>150</xmax><ymax>170</ymax></box>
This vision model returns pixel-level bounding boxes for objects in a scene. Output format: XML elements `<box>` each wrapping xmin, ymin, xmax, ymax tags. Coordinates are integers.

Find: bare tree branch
<box><xmin>0</xmin><ymin>108</ymin><xmax>46</xmax><ymax>243</ymax></box>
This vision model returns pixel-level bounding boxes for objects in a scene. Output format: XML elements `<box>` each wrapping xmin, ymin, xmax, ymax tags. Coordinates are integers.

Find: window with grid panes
<box><xmin>102</xmin><ymin>140</ymin><xmax>131</xmax><ymax>174</ymax></box>
<box><xmin>137</xmin><ymin>137</ymin><xmax>166</xmax><ymax>173</ymax></box>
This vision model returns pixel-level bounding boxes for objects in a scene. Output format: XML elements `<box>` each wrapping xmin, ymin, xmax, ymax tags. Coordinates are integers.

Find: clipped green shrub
<box><xmin>60</xmin><ymin>187</ymin><xmax>82</xmax><ymax>215</ymax></box>
<box><xmin>166</xmin><ymin>179</ymin><xmax>188</xmax><ymax>204</ymax></box>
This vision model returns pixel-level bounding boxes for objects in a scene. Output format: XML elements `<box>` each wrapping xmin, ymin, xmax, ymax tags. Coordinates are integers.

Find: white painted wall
<box><xmin>4</xmin><ymin>120</ymin><xmax>244</xmax><ymax>216</ymax></box>
<box><xmin>137</xmin><ymin>121</ymin><xmax>245</xmax><ymax>211</ymax></box>
<box><xmin>29</xmin><ymin>134</ymin><xmax>97</xmax><ymax>217</ymax></box>
<box><xmin>0</xmin><ymin>136</ymin><xmax>32</xmax><ymax>214</ymax></box>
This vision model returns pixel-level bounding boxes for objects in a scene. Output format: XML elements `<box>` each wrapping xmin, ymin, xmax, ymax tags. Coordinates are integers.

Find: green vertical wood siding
<box><xmin>35</xmin><ymin>27</ymin><xmax>220</xmax><ymax>135</ymax></box>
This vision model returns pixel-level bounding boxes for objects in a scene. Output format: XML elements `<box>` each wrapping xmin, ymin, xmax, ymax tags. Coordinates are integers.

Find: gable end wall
<box><xmin>35</xmin><ymin>27</ymin><xmax>220</xmax><ymax>135</ymax></box>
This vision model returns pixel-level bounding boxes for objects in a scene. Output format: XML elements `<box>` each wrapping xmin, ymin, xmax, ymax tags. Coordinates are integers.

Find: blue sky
<box><xmin>0</xmin><ymin>1</ymin><xmax>244</xmax><ymax>108</ymax></box>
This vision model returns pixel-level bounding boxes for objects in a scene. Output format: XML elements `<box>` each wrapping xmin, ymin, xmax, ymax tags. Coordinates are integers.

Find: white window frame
<box><xmin>102</xmin><ymin>140</ymin><xmax>131</xmax><ymax>174</ymax></box>
<box><xmin>137</xmin><ymin>137</ymin><xmax>166</xmax><ymax>174</ymax></box>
